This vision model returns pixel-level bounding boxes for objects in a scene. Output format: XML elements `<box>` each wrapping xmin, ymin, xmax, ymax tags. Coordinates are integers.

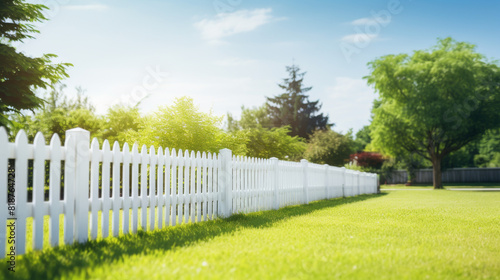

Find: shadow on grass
<box><xmin>1</xmin><ymin>193</ymin><xmax>385</xmax><ymax>280</ymax></box>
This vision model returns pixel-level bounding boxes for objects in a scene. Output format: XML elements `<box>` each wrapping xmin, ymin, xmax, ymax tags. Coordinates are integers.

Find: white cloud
<box><xmin>323</xmin><ymin>77</ymin><xmax>375</xmax><ymax>133</ymax></box>
<box><xmin>194</xmin><ymin>8</ymin><xmax>274</xmax><ymax>43</ymax></box>
<box><xmin>340</xmin><ymin>33</ymin><xmax>378</xmax><ymax>44</ymax></box>
<box><xmin>63</xmin><ymin>4</ymin><xmax>108</xmax><ymax>11</ymax></box>
<box><xmin>350</xmin><ymin>17</ymin><xmax>386</xmax><ymax>26</ymax></box>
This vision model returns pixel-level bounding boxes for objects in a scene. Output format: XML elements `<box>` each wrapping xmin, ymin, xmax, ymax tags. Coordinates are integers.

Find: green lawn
<box><xmin>1</xmin><ymin>190</ymin><xmax>500</xmax><ymax>280</ymax></box>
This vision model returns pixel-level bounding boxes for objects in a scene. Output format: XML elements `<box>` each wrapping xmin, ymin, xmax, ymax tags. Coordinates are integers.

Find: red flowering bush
<box><xmin>350</xmin><ymin>152</ymin><xmax>385</xmax><ymax>169</ymax></box>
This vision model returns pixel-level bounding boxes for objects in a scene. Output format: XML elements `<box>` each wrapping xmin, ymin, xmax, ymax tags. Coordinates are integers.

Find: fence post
<box><xmin>324</xmin><ymin>164</ymin><xmax>329</xmax><ymax>199</ymax></box>
<box><xmin>219</xmin><ymin>148</ymin><xmax>233</xmax><ymax>218</ymax></box>
<box><xmin>341</xmin><ymin>167</ymin><xmax>346</xmax><ymax>198</ymax></box>
<box><xmin>270</xmin><ymin>157</ymin><xmax>279</xmax><ymax>210</ymax></box>
<box><xmin>301</xmin><ymin>159</ymin><xmax>309</xmax><ymax>204</ymax></box>
<box><xmin>356</xmin><ymin>171</ymin><xmax>361</xmax><ymax>196</ymax></box>
<box><xmin>66</xmin><ymin>128</ymin><xmax>90</xmax><ymax>243</ymax></box>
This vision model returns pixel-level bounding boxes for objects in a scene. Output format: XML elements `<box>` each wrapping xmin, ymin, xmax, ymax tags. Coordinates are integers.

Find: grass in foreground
<box><xmin>1</xmin><ymin>191</ymin><xmax>500</xmax><ymax>280</ymax></box>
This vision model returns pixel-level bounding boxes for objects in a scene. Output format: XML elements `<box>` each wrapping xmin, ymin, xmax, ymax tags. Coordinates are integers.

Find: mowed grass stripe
<box><xmin>1</xmin><ymin>191</ymin><xmax>499</xmax><ymax>280</ymax></box>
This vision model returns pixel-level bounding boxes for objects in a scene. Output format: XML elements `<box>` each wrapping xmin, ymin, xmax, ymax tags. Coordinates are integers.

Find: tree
<box><xmin>101</xmin><ymin>104</ymin><xmax>142</xmax><ymax>146</ymax></box>
<box><xmin>474</xmin><ymin>129</ymin><xmax>500</xmax><ymax>167</ymax></box>
<box><xmin>353</xmin><ymin>125</ymin><xmax>371</xmax><ymax>152</ymax></box>
<box><xmin>304</xmin><ymin>129</ymin><xmax>354</xmax><ymax>166</ymax></box>
<box><xmin>243</xmin><ymin>126</ymin><xmax>306</xmax><ymax>160</ymax></box>
<box><xmin>266</xmin><ymin>64</ymin><xmax>332</xmax><ymax>139</ymax></box>
<box><xmin>9</xmin><ymin>84</ymin><xmax>104</xmax><ymax>142</ymax></box>
<box><xmin>226</xmin><ymin>105</ymin><xmax>272</xmax><ymax>132</ymax></box>
<box><xmin>441</xmin><ymin>140</ymin><xmax>479</xmax><ymax>169</ymax></box>
<box><xmin>124</xmin><ymin>97</ymin><xmax>247</xmax><ymax>155</ymax></box>
<box><xmin>366</xmin><ymin>38</ymin><xmax>500</xmax><ymax>189</ymax></box>
<box><xmin>0</xmin><ymin>0</ymin><xmax>71</xmax><ymax>128</ymax></box>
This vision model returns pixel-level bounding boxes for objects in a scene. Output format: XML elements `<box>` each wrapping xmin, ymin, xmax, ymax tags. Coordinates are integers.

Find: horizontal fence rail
<box><xmin>0</xmin><ymin>127</ymin><xmax>378</xmax><ymax>257</ymax></box>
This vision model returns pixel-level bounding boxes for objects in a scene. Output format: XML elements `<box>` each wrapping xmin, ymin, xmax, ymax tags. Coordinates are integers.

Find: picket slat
<box><xmin>48</xmin><ymin>134</ymin><xmax>62</xmax><ymax>247</ymax></box>
<box><xmin>140</xmin><ymin>145</ymin><xmax>148</xmax><ymax>231</ymax></box>
<box><xmin>89</xmin><ymin>139</ymin><xmax>100</xmax><ymax>240</ymax></box>
<box><xmin>122</xmin><ymin>143</ymin><xmax>131</xmax><ymax>234</ymax></box>
<box><xmin>178</xmin><ymin>150</ymin><xmax>184</xmax><ymax>223</ymax></box>
<box><xmin>149</xmin><ymin>146</ymin><xmax>157</xmax><ymax>231</ymax></box>
<box><xmin>32</xmin><ymin>132</ymin><xmax>46</xmax><ymax>250</ymax></box>
<box><xmin>207</xmin><ymin>153</ymin><xmax>213</xmax><ymax>220</ymax></box>
<box><xmin>157</xmin><ymin>147</ymin><xmax>164</xmax><ymax>230</ymax></box>
<box><xmin>101</xmin><ymin>140</ymin><xmax>112</xmax><ymax>238</ymax></box>
<box><xmin>14</xmin><ymin>130</ymin><xmax>29</xmax><ymax>254</ymax></box>
<box><xmin>184</xmin><ymin>150</ymin><xmax>190</xmax><ymax>224</ymax></box>
<box><xmin>131</xmin><ymin>144</ymin><xmax>140</xmax><ymax>233</ymax></box>
<box><xmin>190</xmin><ymin>151</ymin><xmax>196</xmax><ymax>223</ymax></box>
<box><xmin>196</xmin><ymin>151</ymin><xmax>202</xmax><ymax>223</ymax></box>
<box><xmin>171</xmin><ymin>149</ymin><xmax>177</xmax><ymax>227</ymax></box>
<box><xmin>63</xmin><ymin>135</ymin><xmax>75</xmax><ymax>246</ymax></box>
<box><xmin>112</xmin><ymin>141</ymin><xmax>122</xmax><ymax>237</ymax></box>
<box><xmin>164</xmin><ymin>148</ymin><xmax>171</xmax><ymax>227</ymax></box>
<box><xmin>178</xmin><ymin>149</ymin><xmax>185</xmax><ymax>225</ymax></box>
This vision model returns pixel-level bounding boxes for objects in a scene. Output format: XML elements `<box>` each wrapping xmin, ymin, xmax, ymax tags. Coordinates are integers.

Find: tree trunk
<box><xmin>431</xmin><ymin>156</ymin><xmax>443</xmax><ymax>189</ymax></box>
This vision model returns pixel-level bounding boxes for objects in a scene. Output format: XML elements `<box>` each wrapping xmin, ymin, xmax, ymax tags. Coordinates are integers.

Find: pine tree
<box><xmin>266</xmin><ymin>64</ymin><xmax>332</xmax><ymax>139</ymax></box>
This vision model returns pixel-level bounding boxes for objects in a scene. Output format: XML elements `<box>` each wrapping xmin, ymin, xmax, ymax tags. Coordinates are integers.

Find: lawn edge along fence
<box><xmin>0</xmin><ymin>127</ymin><xmax>378</xmax><ymax>257</ymax></box>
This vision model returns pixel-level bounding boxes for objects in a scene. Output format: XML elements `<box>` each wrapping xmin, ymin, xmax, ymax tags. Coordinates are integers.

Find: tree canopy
<box><xmin>0</xmin><ymin>0</ymin><xmax>71</xmax><ymax>128</ymax></box>
<box><xmin>304</xmin><ymin>129</ymin><xmax>354</xmax><ymax>166</ymax></box>
<box><xmin>9</xmin><ymin>84</ymin><xmax>103</xmax><ymax>142</ymax></box>
<box><xmin>474</xmin><ymin>129</ymin><xmax>500</xmax><ymax>167</ymax></box>
<box><xmin>266</xmin><ymin>64</ymin><xmax>332</xmax><ymax>139</ymax></box>
<box><xmin>124</xmin><ymin>97</ymin><xmax>247</xmax><ymax>155</ymax></box>
<box><xmin>242</xmin><ymin>126</ymin><xmax>306</xmax><ymax>160</ymax></box>
<box><xmin>366</xmin><ymin>37</ymin><xmax>500</xmax><ymax>188</ymax></box>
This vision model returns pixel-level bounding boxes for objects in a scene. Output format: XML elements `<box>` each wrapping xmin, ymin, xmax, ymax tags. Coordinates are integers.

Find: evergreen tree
<box><xmin>266</xmin><ymin>64</ymin><xmax>332</xmax><ymax>139</ymax></box>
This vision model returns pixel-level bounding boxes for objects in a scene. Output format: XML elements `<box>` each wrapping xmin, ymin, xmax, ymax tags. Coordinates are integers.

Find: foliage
<box><xmin>350</xmin><ymin>152</ymin><xmax>385</xmax><ymax>169</ymax></box>
<box><xmin>353</xmin><ymin>125</ymin><xmax>372</xmax><ymax>152</ymax></box>
<box><xmin>266</xmin><ymin>64</ymin><xmax>332</xmax><ymax>139</ymax></box>
<box><xmin>474</xmin><ymin>128</ymin><xmax>500</xmax><ymax>167</ymax></box>
<box><xmin>304</xmin><ymin>129</ymin><xmax>354</xmax><ymax>166</ymax></box>
<box><xmin>366</xmin><ymin>37</ymin><xmax>500</xmax><ymax>189</ymax></box>
<box><xmin>100</xmin><ymin>105</ymin><xmax>142</xmax><ymax>146</ymax></box>
<box><xmin>441</xmin><ymin>140</ymin><xmax>479</xmax><ymax>169</ymax></box>
<box><xmin>242</xmin><ymin>126</ymin><xmax>306</xmax><ymax>160</ymax></box>
<box><xmin>125</xmin><ymin>97</ymin><xmax>247</xmax><ymax>154</ymax></box>
<box><xmin>227</xmin><ymin>105</ymin><xmax>272</xmax><ymax>132</ymax></box>
<box><xmin>0</xmin><ymin>0</ymin><xmax>72</xmax><ymax>128</ymax></box>
<box><xmin>8</xmin><ymin>84</ymin><xmax>103</xmax><ymax>143</ymax></box>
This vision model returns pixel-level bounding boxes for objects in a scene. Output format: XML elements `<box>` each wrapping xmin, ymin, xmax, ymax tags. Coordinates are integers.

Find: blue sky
<box><xmin>19</xmin><ymin>0</ymin><xmax>500</xmax><ymax>133</ymax></box>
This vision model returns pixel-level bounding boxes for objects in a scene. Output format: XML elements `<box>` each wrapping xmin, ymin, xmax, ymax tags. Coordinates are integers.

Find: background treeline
<box><xmin>5</xmin><ymin>64</ymin><xmax>357</xmax><ymax>167</ymax></box>
<box><xmin>5</xmin><ymin>64</ymin><xmax>500</xmax><ymax>172</ymax></box>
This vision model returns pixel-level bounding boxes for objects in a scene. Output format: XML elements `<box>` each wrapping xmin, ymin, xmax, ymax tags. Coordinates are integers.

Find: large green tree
<box><xmin>266</xmin><ymin>64</ymin><xmax>332</xmax><ymax>139</ymax></box>
<box><xmin>366</xmin><ymin>38</ymin><xmax>500</xmax><ymax>189</ymax></box>
<box><xmin>0</xmin><ymin>0</ymin><xmax>71</xmax><ymax>128</ymax></box>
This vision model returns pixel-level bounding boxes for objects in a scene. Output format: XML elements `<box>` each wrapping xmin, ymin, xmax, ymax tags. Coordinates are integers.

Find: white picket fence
<box><xmin>0</xmin><ymin>127</ymin><xmax>378</xmax><ymax>257</ymax></box>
